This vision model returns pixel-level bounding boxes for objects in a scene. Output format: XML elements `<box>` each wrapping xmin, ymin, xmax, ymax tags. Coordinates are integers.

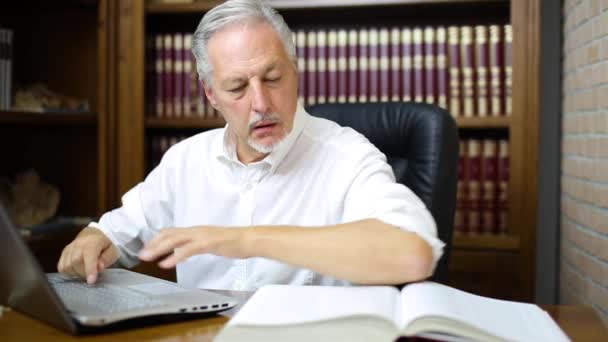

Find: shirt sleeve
<box><xmin>341</xmin><ymin>141</ymin><xmax>445</xmax><ymax>273</ymax></box>
<box><xmin>93</xmin><ymin>148</ymin><xmax>177</xmax><ymax>268</ymax></box>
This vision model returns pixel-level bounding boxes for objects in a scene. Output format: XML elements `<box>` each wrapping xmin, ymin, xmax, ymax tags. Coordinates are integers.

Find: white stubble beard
<box><xmin>247</xmin><ymin>112</ymin><xmax>291</xmax><ymax>154</ymax></box>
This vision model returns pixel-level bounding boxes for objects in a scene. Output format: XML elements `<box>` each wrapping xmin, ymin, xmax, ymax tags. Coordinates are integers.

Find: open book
<box><xmin>215</xmin><ymin>282</ymin><xmax>570</xmax><ymax>342</ymax></box>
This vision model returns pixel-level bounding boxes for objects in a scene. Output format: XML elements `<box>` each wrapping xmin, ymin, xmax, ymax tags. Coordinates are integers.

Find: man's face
<box><xmin>204</xmin><ymin>21</ymin><xmax>298</xmax><ymax>163</ymax></box>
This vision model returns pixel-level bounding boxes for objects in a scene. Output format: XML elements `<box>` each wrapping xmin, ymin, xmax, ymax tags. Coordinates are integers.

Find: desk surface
<box><xmin>1</xmin><ymin>298</ymin><xmax>606</xmax><ymax>341</ymax></box>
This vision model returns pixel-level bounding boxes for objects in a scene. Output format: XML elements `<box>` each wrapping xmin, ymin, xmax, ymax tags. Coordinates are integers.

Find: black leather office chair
<box><xmin>307</xmin><ymin>102</ymin><xmax>459</xmax><ymax>284</ymax></box>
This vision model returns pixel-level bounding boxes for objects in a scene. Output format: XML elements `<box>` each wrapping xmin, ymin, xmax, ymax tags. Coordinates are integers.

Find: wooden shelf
<box><xmin>147</xmin><ymin>0</ymin><xmax>506</xmax><ymax>13</ymax></box>
<box><xmin>0</xmin><ymin>110</ymin><xmax>97</xmax><ymax>126</ymax></box>
<box><xmin>146</xmin><ymin>116</ymin><xmax>226</xmax><ymax>129</ymax></box>
<box><xmin>456</xmin><ymin>115</ymin><xmax>510</xmax><ymax>128</ymax></box>
<box><xmin>452</xmin><ymin>233</ymin><xmax>520</xmax><ymax>250</ymax></box>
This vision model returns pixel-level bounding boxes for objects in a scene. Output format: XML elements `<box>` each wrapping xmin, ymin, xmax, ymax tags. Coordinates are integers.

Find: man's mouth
<box><xmin>251</xmin><ymin>120</ymin><xmax>279</xmax><ymax>136</ymax></box>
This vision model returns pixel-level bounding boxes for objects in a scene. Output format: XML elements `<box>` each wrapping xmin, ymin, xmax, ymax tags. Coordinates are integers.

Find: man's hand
<box><xmin>138</xmin><ymin>226</ymin><xmax>247</xmax><ymax>268</ymax></box>
<box><xmin>57</xmin><ymin>227</ymin><xmax>119</xmax><ymax>284</ymax></box>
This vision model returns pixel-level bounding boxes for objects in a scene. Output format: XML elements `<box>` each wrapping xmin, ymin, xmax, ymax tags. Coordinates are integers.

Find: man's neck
<box><xmin>237</xmin><ymin>144</ymin><xmax>269</xmax><ymax>164</ymax></box>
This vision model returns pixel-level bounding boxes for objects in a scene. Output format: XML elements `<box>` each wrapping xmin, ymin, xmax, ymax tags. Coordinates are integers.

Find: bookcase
<box><xmin>0</xmin><ymin>1</ymin><xmax>115</xmax><ymax>271</ymax></box>
<box><xmin>113</xmin><ymin>0</ymin><xmax>540</xmax><ymax>301</ymax></box>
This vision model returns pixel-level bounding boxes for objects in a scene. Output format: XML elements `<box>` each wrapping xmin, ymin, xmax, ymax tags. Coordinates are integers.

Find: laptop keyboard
<box><xmin>47</xmin><ymin>274</ymin><xmax>165</xmax><ymax>314</ymax></box>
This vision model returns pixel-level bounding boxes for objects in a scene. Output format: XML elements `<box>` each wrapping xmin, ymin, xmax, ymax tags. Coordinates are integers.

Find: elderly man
<box><xmin>58</xmin><ymin>0</ymin><xmax>444</xmax><ymax>291</ymax></box>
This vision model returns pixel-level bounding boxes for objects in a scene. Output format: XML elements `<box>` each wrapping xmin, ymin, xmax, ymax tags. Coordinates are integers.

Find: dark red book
<box><xmin>379</xmin><ymin>28</ymin><xmax>390</xmax><ymax>102</ymax></box>
<box><xmin>504</xmin><ymin>25</ymin><xmax>512</xmax><ymax>116</ymax></box>
<box><xmin>489</xmin><ymin>25</ymin><xmax>504</xmax><ymax>116</ymax></box>
<box><xmin>296</xmin><ymin>30</ymin><xmax>307</xmax><ymax>106</ymax></box>
<box><xmin>317</xmin><ymin>30</ymin><xmax>328</xmax><ymax>104</ymax></box>
<box><xmin>173</xmin><ymin>33</ymin><xmax>184</xmax><ymax>117</ymax></box>
<box><xmin>412</xmin><ymin>27</ymin><xmax>424</xmax><ymax>103</ymax></box>
<box><xmin>460</xmin><ymin>26</ymin><xmax>475</xmax><ymax>117</ymax></box>
<box><xmin>183</xmin><ymin>33</ymin><xmax>193</xmax><ymax>117</ymax></box>
<box><xmin>401</xmin><ymin>27</ymin><xmax>412</xmax><ymax>102</ymax></box>
<box><xmin>474</xmin><ymin>26</ymin><xmax>489</xmax><ymax>117</ymax></box>
<box><xmin>163</xmin><ymin>33</ymin><xmax>174</xmax><ymax>117</ymax></box>
<box><xmin>347</xmin><ymin>29</ymin><xmax>358</xmax><ymax>103</ymax></box>
<box><xmin>436</xmin><ymin>27</ymin><xmax>448</xmax><ymax>110</ymax></box>
<box><xmin>497</xmin><ymin>139</ymin><xmax>509</xmax><ymax>234</ymax></box>
<box><xmin>448</xmin><ymin>26</ymin><xmax>461</xmax><ymax>118</ymax></box>
<box><xmin>423</xmin><ymin>27</ymin><xmax>435</xmax><ymax>104</ymax></box>
<box><xmin>358</xmin><ymin>28</ymin><xmax>369</xmax><ymax>102</ymax></box>
<box><xmin>390</xmin><ymin>27</ymin><xmax>401</xmax><ymax>102</ymax></box>
<box><xmin>480</xmin><ymin>139</ymin><xmax>498</xmax><ymax>234</ymax></box>
<box><xmin>145</xmin><ymin>35</ymin><xmax>155</xmax><ymax>117</ymax></box>
<box><xmin>368</xmin><ymin>28</ymin><xmax>379</xmax><ymax>102</ymax></box>
<box><xmin>306</xmin><ymin>31</ymin><xmax>317</xmax><ymax>106</ymax></box>
<box><xmin>327</xmin><ymin>30</ymin><xmax>338</xmax><ymax>103</ymax></box>
<box><xmin>155</xmin><ymin>34</ymin><xmax>164</xmax><ymax>117</ymax></box>
<box><xmin>337</xmin><ymin>29</ymin><xmax>348</xmax><ymax>103</ymax></box>
<box><xmin>455</xmin><ymin>140</ymin><xmax>467</xmax><ymax>235</ymax></box>
<box><xmin>466</xmin><ymin>139</ymin><xmax>482</xmax><ymax>234</ymax></box>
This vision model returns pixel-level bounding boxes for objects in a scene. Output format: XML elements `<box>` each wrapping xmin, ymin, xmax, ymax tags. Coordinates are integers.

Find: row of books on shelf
<box><xmin>0</xmin><ymin>28</ymin><xmax>13</xmax><ymax>111</ymax></box>
<box><xmin>455</xmin><ymin>138</ymin><xmax>509</xmax><ymax>236</ymax></box>
<box><xmin>146</xmin><ymin>24</ymin><xmax>512</xmax><ymax>120</ymax></box>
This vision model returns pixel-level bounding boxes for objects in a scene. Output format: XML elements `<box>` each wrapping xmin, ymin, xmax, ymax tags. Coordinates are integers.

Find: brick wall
<box><xmin>561</xmin><ymin>0</ymin><xmax>608</xmax><ymax>327</ymax></box>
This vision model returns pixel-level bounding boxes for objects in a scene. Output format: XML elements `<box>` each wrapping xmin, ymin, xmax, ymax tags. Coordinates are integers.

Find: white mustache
<box><xmin>248</xmin><ymin>112</ymin><xmax>281</xmax><ymax>130</ymax></box>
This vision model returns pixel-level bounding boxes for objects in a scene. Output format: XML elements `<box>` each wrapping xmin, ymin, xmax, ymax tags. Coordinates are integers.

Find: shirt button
<box><xmin>245</xmin><ymin>183</ymin><xmax>253</xmax><ymax>191</ymax></box>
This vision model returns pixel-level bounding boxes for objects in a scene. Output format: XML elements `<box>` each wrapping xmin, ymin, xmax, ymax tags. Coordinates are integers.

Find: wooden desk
<box><xmin>0</xmin><ymin>300</ymin><xmax>606</xmax><ymax>341</ymax></box>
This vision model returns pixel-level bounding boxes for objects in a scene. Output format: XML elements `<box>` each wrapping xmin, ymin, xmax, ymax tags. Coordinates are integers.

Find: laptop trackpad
<box><xmin>128</xmin><ymin>282</ymin><xmax>187</xmax><ymax>296</ymax></box>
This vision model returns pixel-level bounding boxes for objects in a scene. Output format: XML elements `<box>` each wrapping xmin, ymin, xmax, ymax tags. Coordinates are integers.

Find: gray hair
<box><xmin>191</xmin><ymin>0</ymin><xmax>296</xmax><ymax>85</ymax></box>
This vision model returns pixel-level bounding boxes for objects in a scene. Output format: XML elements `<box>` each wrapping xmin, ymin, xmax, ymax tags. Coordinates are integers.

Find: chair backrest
<box><xmin>307</xmin><ymin>102</ymin><xmax>459</xmax><ymax>284</ymax></box>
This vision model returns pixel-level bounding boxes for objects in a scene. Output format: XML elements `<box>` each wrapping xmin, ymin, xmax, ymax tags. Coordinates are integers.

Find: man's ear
<box><xmin>202</xmin><ymin>81</ymin><xmax>219</xmax><ymax>110</ymax></box>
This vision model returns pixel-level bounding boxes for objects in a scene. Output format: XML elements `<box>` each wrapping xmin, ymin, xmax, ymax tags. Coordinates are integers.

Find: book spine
<box><xmin>155</xmin><ymin>35</ymin><xmax>164</xmax><ymax>117</ymax></box>
<box><xmin>475</xmin><ymin>25</ymin><xmax>489</xmax><ymax>117</ymax></box>
<box><xmin>436</xmin><ymin>26</ymin><xmax>448</xmax><ymax>110</ymax></box>
<box><xmin>489</xmin><ymin>25</ymin><xmax>503</xmax><ymax>116</ymax></box>
<box><xmin>424</xmin><ymin>26</ymin><xmax>435</xmax><ymax>104</ymax></box>
<box><xmin>504</xmin><ymin>24</ymin><xmax>513</xmax><ymax>116</ymax></box>
<box><xmin>163</xmin><ymin>33</ymin><xmax>174</xmax><ymax>117</ymax></box>
<box><xmin>390</xmin><ymin>27</ymin><xmax>401</xmax><ymax>102</ymax></box>
<box><xmin>337</xmin><ymin>29</ymin><xmax>348</xmax><ymax>103</ymax></box>
<box><xmin>358</xmin><ymin>28</ymin><xmax>369</xmax><ymax>103</ymax></box>
<box><xmin>296</xmin><ymin>30</ymin><xmax>307</xmax><ymax>106</ymax></box>
<box><xmin>448</xmin><ymin>26</ymin><xmax>461</xmax><ymax>118</ymax></box>
<box><xmin>412</xmin><ymin>27</ymin><xmax>424</xmax><ymax>102</ymax></box>
<box><xmin>183</xmin><ymin>34</ymin><xmax>193</xmax><ymax>117</ymax></box>
<box><xmin>306</xmin><ymin>31</ymin><xmax>317</xmax><ymax>106</ymax></box>
<box><xmin>379</xmin><ymin>28</ymin><xmax>390</xmax><ymax>102</ymax></box>
<box><xmin>455</xmin><ymin>140</ymin><xmax>467</xmax><ymax>235</ymax></box>
<box><xmin>145</xmin><ymin>35</ymin><xmax>155</xmax><ymax>116</ymax></box>
<box><xmin>481</xmin><ymin>139</ymin><xmax>498</xmax><ymax>234</ymax></box>
<box><xmin>497</xmin><ymin>139</ymin><xmax>509</xmax><ymax>234</ymax></box>
<box><xmin>317</xmin><ymin>29</ymin><xmax>327</xmax><ymax>104</ymax></box>
<box><xmin>401</xmin><ymin>27</ymin><xmax>412</xmax><ymax>102</ymax></box>
<box><xmin>173</xmin><ymin>33</ymin><xmax>184</xmax><ymax>117</ymax></box>
<box><xmin>460</xmin><ymin>26</ymin><xmax>475</xmax><ymax>117</ymax></box>
<box><xmin>467</xmin><ymin>139</ymin><xmax>482</xmax><ymax>234</ymax></box>
<box><xmin>368</xmin><ymin>28</ymin><xmax>379</xmax><ymax>102</ymax></box>
<box><xmin>327</xmin><ymin>30</ymin><xmax>338</xmax><ymax>103</ymax></box>
<box><xmin>347</xmin><ymin>29</ymin><xmax>358</xmax><ymax>103</ymax></box>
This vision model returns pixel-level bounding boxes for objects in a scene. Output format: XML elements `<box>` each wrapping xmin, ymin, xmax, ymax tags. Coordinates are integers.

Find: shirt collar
<box><xmin>213</xmin><ymin>104</ymin><xmax>309</xmax><ymax>173</ymax></box>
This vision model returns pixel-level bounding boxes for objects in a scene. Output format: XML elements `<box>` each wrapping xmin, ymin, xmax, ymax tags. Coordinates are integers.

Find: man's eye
<box><xmin>265</xmin><ymin>77</ymin><xmax>281</xmax><ymax>83</ymax></box>
<box><xmin>228</xmin><ymin>86</ymin><xmax>245</xmax><ymax>93</ymax></box>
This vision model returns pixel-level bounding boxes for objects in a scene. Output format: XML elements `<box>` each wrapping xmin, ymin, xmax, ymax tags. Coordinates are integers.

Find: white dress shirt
<box><xmin>94</xmin><ymin>105</ymin><xmax>444</xmax><ymax>291</ymax></box>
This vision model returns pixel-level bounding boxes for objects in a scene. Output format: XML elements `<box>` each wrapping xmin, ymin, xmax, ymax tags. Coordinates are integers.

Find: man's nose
<box><xmin>251</xmin><ymin>80</ymin><xmax>271</xmax><ymax>114</ymax></box>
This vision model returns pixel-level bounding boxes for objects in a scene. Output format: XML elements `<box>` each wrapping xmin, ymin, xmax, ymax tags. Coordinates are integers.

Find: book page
<box><xmin>229</xmin><ymin>284</ymin><xmax>400</xmax><ymax>327</ymax></box>
<box><xmin>398</xmin><ymin>282</ymin><xmax>570</xmax><ymax>341</ymax></box>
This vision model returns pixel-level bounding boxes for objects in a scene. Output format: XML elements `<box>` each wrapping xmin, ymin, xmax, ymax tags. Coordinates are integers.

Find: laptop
<box><xmin>0</xmin><ymin>205</ymin><xmax>238</xmax><ymax>334</ymax></box>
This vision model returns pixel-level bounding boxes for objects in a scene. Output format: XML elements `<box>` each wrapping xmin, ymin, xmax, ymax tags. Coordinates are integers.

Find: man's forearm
<box><xmin>242</xmin><ymin>219</ymin><xmax>434</xmax><ymax>285</ymax></box>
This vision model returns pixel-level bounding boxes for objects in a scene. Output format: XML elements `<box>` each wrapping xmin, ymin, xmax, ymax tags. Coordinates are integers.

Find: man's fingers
<box><xmin>139</xmin><ymin>231</ymin><xmax>190</xmax><ymax>261</ymax></box>
<box><xmin>83</xmin><ymin>247</ymin><xmax>103</xmax><ymax>284</ymax></box>
<box><xmin>158</xmin><ymin>244</ymin><xmax>201</xmax><ymax>269</ymax></box>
